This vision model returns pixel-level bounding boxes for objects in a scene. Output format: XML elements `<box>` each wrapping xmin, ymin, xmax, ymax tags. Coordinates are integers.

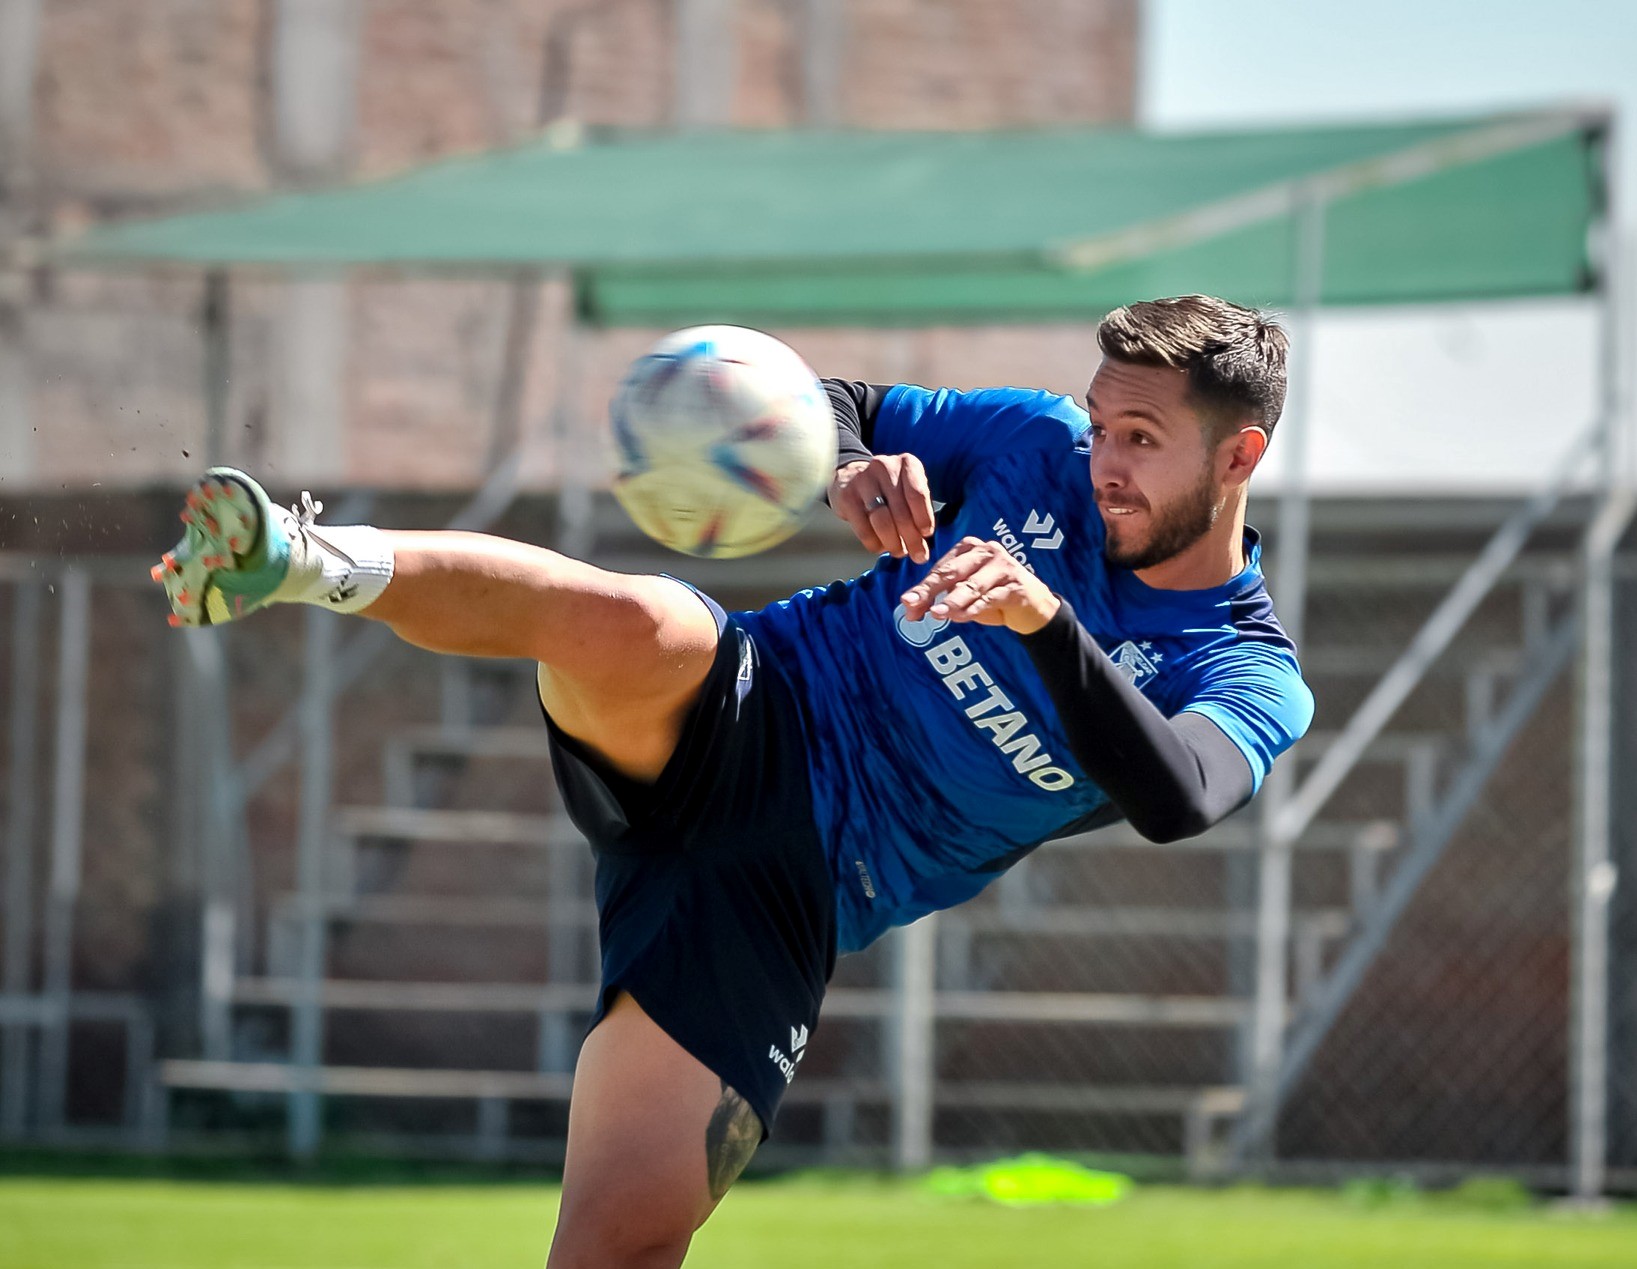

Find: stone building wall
<box><xmin>3</xmin><ymin>0</ymin><xmax>1138</xmax><ymax>496</ymax></box>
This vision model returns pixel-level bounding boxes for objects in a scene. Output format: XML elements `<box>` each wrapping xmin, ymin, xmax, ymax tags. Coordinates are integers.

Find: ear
<box><xmin>1218</xmin><ymin>425</ymin><xmax>1268</xmax><ymax>488</ymax></box>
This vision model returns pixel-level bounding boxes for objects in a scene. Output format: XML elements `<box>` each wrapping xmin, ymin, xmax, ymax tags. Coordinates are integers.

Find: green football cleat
<box><xmin>152</xmin><ymin>468</ymin><xmax>297</xmax><ymax>627</ymax></box>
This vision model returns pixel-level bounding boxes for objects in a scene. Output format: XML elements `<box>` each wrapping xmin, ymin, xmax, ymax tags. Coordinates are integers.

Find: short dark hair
<box><xmin>1096</xmin><ymin>295</ymin><xmax>1289</xmax><ymax>437</ymax></box>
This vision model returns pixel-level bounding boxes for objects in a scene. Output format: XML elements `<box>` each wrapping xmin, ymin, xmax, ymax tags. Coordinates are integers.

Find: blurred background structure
<box><xmin>0</xmin><ymin>0</ymin><xmax>1634</xmax><ymax>1202</ymax></box>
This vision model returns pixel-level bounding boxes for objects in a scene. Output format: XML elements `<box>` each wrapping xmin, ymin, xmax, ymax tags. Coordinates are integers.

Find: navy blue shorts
<box><xmin>540</xmin><ymin>588</ymin><xmax>837</xmax><ymax>1137</ymax></box>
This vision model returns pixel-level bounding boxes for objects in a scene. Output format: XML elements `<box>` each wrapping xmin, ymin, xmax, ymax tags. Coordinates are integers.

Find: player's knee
<box><xmin>549</xmin><ymin>1194</ymin><xmax>697</xmax><ymax>1269</ymax></box>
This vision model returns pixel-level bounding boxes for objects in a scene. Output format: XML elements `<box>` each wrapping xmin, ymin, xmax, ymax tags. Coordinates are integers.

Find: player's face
<box><xmin>1085</xmin><ymin>359</ymin><xmax>1227</xmax><ymax>572</ymax></box>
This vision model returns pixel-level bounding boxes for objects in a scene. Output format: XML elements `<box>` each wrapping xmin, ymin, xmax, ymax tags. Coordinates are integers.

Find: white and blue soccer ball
<box><xmin>610</xmin><ymin>325</ymin><xmax>837</xmax><ymax>559</ymax></box>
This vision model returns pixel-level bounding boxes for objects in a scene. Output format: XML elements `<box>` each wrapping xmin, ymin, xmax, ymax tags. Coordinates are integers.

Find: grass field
<box><xmin>3</xmin><ymin>1173</ymin><xmax>1636</xmax><ymax>1268</ymax></box>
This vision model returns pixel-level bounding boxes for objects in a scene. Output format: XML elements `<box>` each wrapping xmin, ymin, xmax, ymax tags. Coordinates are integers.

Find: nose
<box><xmin>1090</xmin><ymin>443</ymin><xmax>1127</xmax><ymax>491</ymax></box>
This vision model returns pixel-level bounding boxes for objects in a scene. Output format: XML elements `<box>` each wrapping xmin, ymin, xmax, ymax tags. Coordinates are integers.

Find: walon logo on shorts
<box><xmin>768</xmin><ymin>1024</ymin><xmax>808</xmax><ymax>1085</ymax></box>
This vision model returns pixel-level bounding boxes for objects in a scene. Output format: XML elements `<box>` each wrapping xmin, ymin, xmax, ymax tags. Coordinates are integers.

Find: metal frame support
<box><xmin>186</xmin><ymin>628</ymin><xmax>240</xmax><ymax>1062</ymax></box>
<box><xmin>37</xmin><ymin>569</ymin><xmax>90</xmax><ymax>1136</ymax></box>
<box><xmin>201</xmin><ymin>270</ymin><xmax>231</xmax><ymax>465</ymax></box>
<box><xmin>1571</xmin><ymin>146</ymin><xmax>1629</xmax><ymax>1200</ymax></box>
<box><xmin>892</xmin><ymin>914</ymin><xmax>938</xmax><ymax>1172</ymax></box>
<box><xmin>1243</xmin><ymin>186</ymin><xmax>1325</xmax><ymax>1161</ymax></box>
<box><xmin>798</xmin><ymin>0</ymin><xmax>844</xmax><ymax>126</ymax></box>
<box><xmin>288</xmin><ymin>607</ymin><xmax>338</xmax><ymax>1159</ymax></box>
<box><xmin>1261</xmin><ymin>609</ymin><xmax>1580</xmax><ymax>1134</ymax></box>
<box><xmin>1573</xmin><ymin>493</ymin><xmax>1631</xmax><ymax>1202</ymax></box>
<box><xmin>673</xmin><ymin>0</ymin><xmax>736</xmax><ymax>129</ymax></box>
<box><xmin>1</xmin><ymin>578</ymin><xmax>44</xmax><ymax>1139</ymax></box>
<box><xmin>552</xmin><ymin>295</ymin><xmax>594</xmax><ymax>560</ymax></box>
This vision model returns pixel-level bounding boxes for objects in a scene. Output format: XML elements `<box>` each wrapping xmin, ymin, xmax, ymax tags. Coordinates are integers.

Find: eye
<box><xmin>1132</xmin><ymin>432</ymin><xmax>1153</xmax><ymax>446</ymax></box>
<box><xmin>1088</xmin><ymin>424</ymin><xmax>1105</xmax><ymax>440</ymax></box>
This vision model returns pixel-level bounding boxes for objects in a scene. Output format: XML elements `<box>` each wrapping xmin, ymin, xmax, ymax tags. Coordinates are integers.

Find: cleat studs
<box><xmin>167</xmin><ymin>613</ymin><xmax>183</xmax><ymax>628</ymax></box>
<box><xmin>228</xmin><ymin>536</ymin><xmax>242</xmax><ymax>552</ymax></box>
<box><xmin>177</xmin><ymin>590</ymin><xmax>191</xmax><ymax>605</ymax></box>
<box><xmin>202</xmin><ymin>484</ymin><xmax>218</xmax><ymax>502</ymax></box>
<box><xmin>150</xmin><ymin>564</ymin><xmax>166</xmax><ymax>582</ymax></box>
<box><xmin>180</xmin><ymin>509</ymin><xmax>193</xmax><ymax>524</ymax></box>
<box><xmin>186</xmin><ymin>491</ymin><xmax>202</xmax><ymax>509</ymax></box>
<box><xmin>203</xmin><ymin>516</ymin><xmax>219</xmax><ymax>534</ymax></box>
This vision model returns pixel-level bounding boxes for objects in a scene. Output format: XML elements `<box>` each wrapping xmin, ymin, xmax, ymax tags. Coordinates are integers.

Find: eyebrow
<box><xmin>1084</xmin><ymin>394</ymin><xmax>1169</xmax><ymax>428</ymax></box>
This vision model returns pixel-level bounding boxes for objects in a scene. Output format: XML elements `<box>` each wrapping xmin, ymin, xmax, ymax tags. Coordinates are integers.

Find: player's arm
<box><xmin>1019</xmin><ymin>600</ymin><xmax>1257</xmax><ymax>842</ymax></box>
<box><xmin>823</xmin><ymin>379</ymin><xmax>936</xmax><ymax>564</ymax></box>
<box><xmin>823</xmin><ymin>379</ymin><xmax>1088</xmax><ymax>564</ymax></box>
<box><xmin>901</xmin><ymin>540</ymin><xmax>1282</xmax><ymax>843</ymax></box>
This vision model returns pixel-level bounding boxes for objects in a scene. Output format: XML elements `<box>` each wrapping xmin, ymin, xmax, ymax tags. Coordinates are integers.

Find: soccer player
<box><xmin>153</xmin><ymin>294</ymin><xmax>1312</xmax><ymax>1268</ymax></box>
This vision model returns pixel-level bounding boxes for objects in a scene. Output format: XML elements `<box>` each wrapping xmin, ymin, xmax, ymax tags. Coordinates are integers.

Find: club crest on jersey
<box><xmin>1109</xmin><ymin>640</ymin><xmax>1163</xmax><ymax>692</ymax></box>
<box><xmin>894</xmin><ymin>601</ymin><xmax>950</xmax><ymax>647</ymax></box>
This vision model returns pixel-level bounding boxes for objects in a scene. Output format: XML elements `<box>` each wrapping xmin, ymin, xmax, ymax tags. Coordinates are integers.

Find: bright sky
<box><xmin>1140</xmin><ymin>0</ymin><xmax>1635</xmax><ymax>493</ymax></box>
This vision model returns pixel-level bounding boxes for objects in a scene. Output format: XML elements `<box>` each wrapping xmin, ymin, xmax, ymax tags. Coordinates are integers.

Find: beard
<box><xmin>1101</xmin><ymin>464</ymin><xmax>1221</xmax><ymax>571</ymax></box>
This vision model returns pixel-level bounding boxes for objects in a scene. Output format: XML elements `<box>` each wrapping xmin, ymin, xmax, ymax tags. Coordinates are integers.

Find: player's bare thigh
<box><xmin>536</xmin><ymin>573</ymin><xmax>721</xmax><ymax>783</ymax></box>
<box><xmin>548</xmin><ymin>993</ymin><xmax>761</xmax><ymax>1268</ymax></box>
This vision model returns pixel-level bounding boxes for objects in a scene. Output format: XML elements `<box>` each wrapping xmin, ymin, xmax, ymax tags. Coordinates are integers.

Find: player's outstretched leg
<box><xmin>548</xmin><ymin>993</ymin><xmax>761</xmax><ymax>1269</ymax></box>
<box><xmin>152</xmin><ymin>469</ymin><xmax>720</xmax><ymax>782</ymax></box>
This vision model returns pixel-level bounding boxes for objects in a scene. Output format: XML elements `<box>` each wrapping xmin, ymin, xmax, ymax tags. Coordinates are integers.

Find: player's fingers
<box><xmin>898</xmin><ymin>456</ymin><xmax>938</xmax><ymax>547</ymax></box>
<box><xmin>877</xmin><ymin>480</ymin><xmax>929</xmax><ymax>564</ymax></box>
<box><xmin>900</xmin><ymin>540</ymin><xmax>985</xmax><ymax>614</ymax></box>
<box><xmin>864</xmin><ymin>494</ymin><xmax>911</xmax><ymax>558</ymax></box>
<box><xmin>932</xmin><ymin>559</ymin><xmax>1016</xmax><ymax>617</ymax></box>
<box><xmin>835</xmin><ymin>480</ymin><xmax>890</xmax><ymax>554</ymax></box>
<box><xmin>952</xmin><ymin>581</ymin><xmax>1027</xmax><ymax>625</ymax></box>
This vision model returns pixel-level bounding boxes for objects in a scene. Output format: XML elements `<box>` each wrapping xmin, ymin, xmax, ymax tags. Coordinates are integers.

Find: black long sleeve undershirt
<box><xmin>824</xmin><ymin>378</ymin><xmax>889</xmax><ymax>472</ymax></box>
<box><xmin>1020</xmin><ymin>598</ymin><xmax>1255</xmax><ymax>842</ymax></box>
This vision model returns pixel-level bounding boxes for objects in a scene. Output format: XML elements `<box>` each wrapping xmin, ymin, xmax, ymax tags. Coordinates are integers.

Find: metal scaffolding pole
<box><xmin>187</xmin><ymin>628</ymin><xmax>239</xmax><ymax>1063</ymax></box>
<box><xmin>288</xmin><ymin>607</ymin><xmax>338</xmax><ymax>1159</ymax></box>
<box><xmin>553</xmin><ymin>292</ymin><xmax>594</xmax><ymax>561</ymax></box>
<box><xmin>37</xmin><ymin>569</ymin><xmax>90</xmax><ymax>1136</ymax></box>
<box><xmin>1572</xmin><ymin>131</ymin><xmax>1629</xmax><ymax>1201</ymax></box>
<box><xmin>891</xmin><ymin>914</ymin><xmax>938</xmax><ymax>1172</ymax></box>
<box><xmin>1243</xmin><ymin>187</ymin><xmax>1324</xmax><ymax>1160</ymax></box>
<box><xmin>1</xmin><ymin>578</ymin><xmax>43</xmax><ymax>1139</ymax></box>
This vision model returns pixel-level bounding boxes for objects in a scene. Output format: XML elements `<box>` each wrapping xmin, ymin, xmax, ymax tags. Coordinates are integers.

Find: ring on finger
<box><xmin>866</xmin><ymin>495</ymin><xmax>888</xmax><ymax>511</ymax></box>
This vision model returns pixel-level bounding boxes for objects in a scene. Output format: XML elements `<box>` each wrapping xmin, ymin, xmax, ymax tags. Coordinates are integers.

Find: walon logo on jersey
<box><xmin>894</xmin><ymin>600</ymin><xmax>950</xmax><ymax>647</ymax></box>
<box><xmin>769</xmin><ymin>1024</ymin><xmax>809</xmax><ymax>1085</ymax></box>
<box><xmin>992</xmin><ymin>508</ymin><xmax>1063</xmax><ymax>572</ymax></box>
<box><xmin>1109</xmin><ymin>640</ymin><xmax>1163</xmax><ymax>692</ymax></box>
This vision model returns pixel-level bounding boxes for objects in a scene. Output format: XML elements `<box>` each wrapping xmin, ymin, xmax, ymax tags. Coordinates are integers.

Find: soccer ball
<box><xmin>609</xmin><ymin>325</ymin><xmax>837</xmax><ymax>558</ymax></box>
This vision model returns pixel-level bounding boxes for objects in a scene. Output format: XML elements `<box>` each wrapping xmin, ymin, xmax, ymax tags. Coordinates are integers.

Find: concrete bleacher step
<box><xmin>330</xmin><ymin>804</ymin><xmax>1397</xmax><ymax>855</ymax></box>
<box><xmin>156</xmin><ymin>1059</ymin><xmax>1241</xmax><ymax>1172</ymax></box>
<box><xmin>945</xmin><ymin>904</ymin><xmax>1351</xmax><ymax>942</ymax></box>
<box><xmin>385</xmin><ymin>722</ymin><xmax>1448</xmax><ymax>768</ymax></box>
<box><xmin>1053</xmin><ymin>818</ymin><xmax>1400</xmax><ymax>853</ymax></box>
<box><xmin>159</xmin><ymin>1058</ymin><xmax>1236</xmax><ymax>1120</ymax></box>
<box><xmin>333</xmin><ymin>806</ymin><xmax>584</xmax><ymax>846</ymax></box>
<box><xmin>1295</xmin><ymin>729</ymin><xmax>1450</xmax><ymax>760</ymax></box>
<box><xmin>1299</xmin><ymin>644</ymin><xmax>1525</xmax><ymax>679</ymax></box>
<box><xmin>387</xmin><ymin>725</ymin><xmax>555</xmax><ymax>763</ymax></box>
<box><xmin>271</xmin><ymin>894</ymin><xmax>1351</xmax><ymax>944</ymax></box>
<box><xmin>229</xmin><ymin>977</ymin><xmax>1261</xmax><ymax>1028</ymax></box>
<box><xmin>272</xmin><ymin>893</ymin><xmax>598</xmax><ymax>928</ymax></box>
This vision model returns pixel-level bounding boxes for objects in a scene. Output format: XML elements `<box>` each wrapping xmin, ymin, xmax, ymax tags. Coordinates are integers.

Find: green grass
<box><xmin>2</xmin><ymin>1174</ymin><xmax>1634</xmax><ymax>1268</ymax></box>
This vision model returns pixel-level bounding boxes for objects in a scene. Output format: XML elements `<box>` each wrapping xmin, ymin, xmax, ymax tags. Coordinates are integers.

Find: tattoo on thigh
<box><xmin>704</xmin><ymin>1080</ymin><xmax>761</xmax><ymax>1201</ymax></box>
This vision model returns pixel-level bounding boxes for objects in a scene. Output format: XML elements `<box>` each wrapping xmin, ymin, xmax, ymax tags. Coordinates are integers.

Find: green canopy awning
<box><xmin>56</xmin><ymin>112</ymin><xmax>1604</xmax><ymax>326</ymax></box>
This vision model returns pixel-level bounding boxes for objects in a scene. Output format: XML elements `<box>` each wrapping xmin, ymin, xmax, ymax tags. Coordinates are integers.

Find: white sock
<box><xmin>270</xmin><ymin>519</ymin><xmax>396</xmax><ymax>614</ymax></box>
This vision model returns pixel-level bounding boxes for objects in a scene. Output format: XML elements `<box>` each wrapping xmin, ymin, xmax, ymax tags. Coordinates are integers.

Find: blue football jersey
<box><xmin>736</xmin><ymin>385</ymin><xmax>1314</xmax><ymax>953</ymax></box>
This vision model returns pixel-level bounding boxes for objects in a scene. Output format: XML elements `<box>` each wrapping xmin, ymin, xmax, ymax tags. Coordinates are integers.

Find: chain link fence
<box><xmin>0</xmin><ymin>494</ymin><xmax>1632</xmax><ymax>1190</ymax></box>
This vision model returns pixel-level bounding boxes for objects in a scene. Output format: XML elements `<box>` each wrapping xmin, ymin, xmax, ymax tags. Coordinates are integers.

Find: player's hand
<box><xmin>828</xmin><ymin>454</ymin><xmax>936</xmax><ymax>564</ymax></box>
<box><xmin>900</xmin><ymin>537</ymin><xmax>1061</xmax><ymax>636</ymax></box>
